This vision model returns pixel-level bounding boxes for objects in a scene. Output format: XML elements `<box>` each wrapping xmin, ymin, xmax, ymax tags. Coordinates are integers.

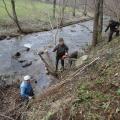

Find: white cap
<box><xmin>24</xmin><ymin>75</ymin><xmax>31</xmax><ymax>81</ymax></box>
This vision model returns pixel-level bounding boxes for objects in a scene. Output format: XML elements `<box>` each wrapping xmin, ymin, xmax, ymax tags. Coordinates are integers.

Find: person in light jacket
<box><xmin>20</xmin><ymin>75</ymin><xmax>34</xmax><ymax>101</ymax></box>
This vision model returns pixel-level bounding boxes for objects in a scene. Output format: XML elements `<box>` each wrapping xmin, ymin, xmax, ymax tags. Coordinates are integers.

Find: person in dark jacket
<box><xmin>53</xmin><ymin>38</ymin><xmax>69</xmax><ymax>71</ymax></box>
<box><xmin>20</xmin><ymin>75</ymin><xmax>34</xmax><ymax>101</ymax></box>
<box><xmin>105</xmin><ymin>20</ymin><xmax>120</xmax><ymax>42</ymax></box>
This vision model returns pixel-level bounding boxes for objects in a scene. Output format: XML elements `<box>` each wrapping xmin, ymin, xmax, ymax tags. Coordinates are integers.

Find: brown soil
<box><xmin>0</xmin><ymin>84</ymin><xmax>25</xmax><ymax>120</ymax></box>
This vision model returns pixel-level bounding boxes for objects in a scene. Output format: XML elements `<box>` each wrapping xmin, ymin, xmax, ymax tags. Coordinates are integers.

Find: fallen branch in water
<box><xmin>38</xmin><ymin>52</ymin><xmax>57</xmax><ymax>77</ymax></box>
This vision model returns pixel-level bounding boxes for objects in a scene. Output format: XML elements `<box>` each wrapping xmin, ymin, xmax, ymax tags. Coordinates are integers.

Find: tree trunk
<box><xmin>73</xmin><ymin>0</ymin><xmax>77</xmax><ymax>16</ymax></box>
<box><xmin>92</xmin><ymin>0</ymin><xmax>101</xmax><ymax>47</ymax></box>
<box><xmin>60</xmin><ymin>0</ymin><xmax>65</xmax><ymax>27</ymax></box>
<box><xmin>53</xmin><ymin>0</ymin><xmax>56</xmax><ymax>18</ymax></box>
<box><xmin>99</xmin><ymin>0</ymin><xmax>104</xmax><ymax>33</ymax></box>
<box><xmin>11</xmin><ymin>0</ymin><xmax>23</xmax><ymax>33</ymax></box>
<box><xmin>83</xmin><ymin>0</ymin><xmax>87</xmax><ymax>16</ymax></box>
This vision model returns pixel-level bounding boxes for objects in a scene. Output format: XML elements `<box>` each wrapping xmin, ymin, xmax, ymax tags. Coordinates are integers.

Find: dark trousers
<box><xmin>108</xmin><ymin>29</ymin><xmax>119</xmax><ymax>42</ymax></box>
<box><xmin>29</xmin><ymin>89</ymin><xmax>34</xmax><ymax>96</ymax></box>
<box><xmin>56</xmin><ymin>56</ymin><xmax>64</xmax><ymax>71</ymax></box>
<box><xmin>21</xmin><ymin>89</ymin><xmax>34</xmax><ymax>102</ymax></box>
<box><xmin>21</xmin><ymin>96</ymin><xmax>29</xmax><ymax>103</ymax></box>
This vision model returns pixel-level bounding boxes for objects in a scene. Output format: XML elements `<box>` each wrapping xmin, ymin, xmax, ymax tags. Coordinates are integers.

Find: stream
<box><xmin>0</xmin><ymin>18</ymin><xmax>108</xmax><ymax>93</ymax></box>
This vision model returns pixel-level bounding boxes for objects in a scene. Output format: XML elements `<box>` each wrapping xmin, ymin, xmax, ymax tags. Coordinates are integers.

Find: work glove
<box><xmin>62</xmin><ymin>54</ymin><xmax>68</xmax><ymax>60</ymax></box>
<box><xmin>44</xmin><ymin>49</ymin><xmax>48</xmax><ymax>53</ymax></box>
<box><xmin>28</xmin><ymin>96</ymin><xmax>32</xmax><ymax>100</ymax></box>
<box><xmin>65</xmin><ymin>52</ymin><xmax>68</xmax><ymax>56</ymax></box>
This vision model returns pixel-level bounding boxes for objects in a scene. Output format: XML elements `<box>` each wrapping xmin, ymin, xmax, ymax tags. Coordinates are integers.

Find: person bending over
<box><xmin>20</xmin><ymin>75</ymin><xmax>34</xmax><ymax>102</ymax></box>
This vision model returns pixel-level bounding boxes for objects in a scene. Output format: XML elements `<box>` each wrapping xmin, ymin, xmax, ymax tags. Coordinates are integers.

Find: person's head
<box><xmin>59</xmin><ymin>38</ymin><xmax>64</xmax><ymax>45</ymax></box>
<box><xmin>24</xmin><ymin>75</ymin><xmax>31</xmax><ymax>83</ymax></box>
<box><xmin>109</xmin><ymin>19</ymin><xmax>113</xmax><ymax>24</ymax></box>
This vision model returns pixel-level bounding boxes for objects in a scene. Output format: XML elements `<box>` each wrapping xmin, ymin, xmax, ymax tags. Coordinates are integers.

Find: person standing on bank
<box><xmin>20</xmin><ymin>75</ymin><xmax>34</xmax><ymax>101</ymax></box>
<box><xmin>53</xmin><ymin>38</ymin><xmax>69</xmax><ymax>71</ymax></box>
<box><xmin>105</xmin><ymin>20</ymin><xmax>120</xmax><ymax>42</ymax></box>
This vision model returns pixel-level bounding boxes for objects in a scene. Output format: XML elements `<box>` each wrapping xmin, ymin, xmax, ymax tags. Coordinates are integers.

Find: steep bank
<box><xmin>0</xmin><ymin>37</ymin><xmax>120</xmax><ymax>120</ymax></box>
<box><xmin>25</xmin><ymin>37</ymin><xmax>120</xmax><ymax>120</ymax></box>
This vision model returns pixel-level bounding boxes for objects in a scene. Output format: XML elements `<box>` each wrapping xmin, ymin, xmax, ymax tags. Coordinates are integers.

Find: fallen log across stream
<box><xmin>38</xmin><ymin>51</ymin><xmax>58</xmax><ymax>77</ymax></box>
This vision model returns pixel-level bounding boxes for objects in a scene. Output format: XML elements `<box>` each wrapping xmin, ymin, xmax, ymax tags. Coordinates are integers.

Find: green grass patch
<box><xmin>73</xmin><ymin>85</ymin><xmax>93</xmax><ymax>107</ymax></box>
<box><xmin>0</xmin><ymin>0</ymin><xmax>79</xmax><ymax>23</ymax></box>
<box><xmin>0</xmin><ymin>0</ymin><xmax>54</xmax><ymax>21</ymax></box>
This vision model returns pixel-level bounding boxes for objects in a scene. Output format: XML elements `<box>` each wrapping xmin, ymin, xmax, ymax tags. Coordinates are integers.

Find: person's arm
<box><xmin>53</xmin><ymin>45</ymin><xmax>58</xmax><ymax>52</ymax></box>
<box><xmin>105</xmin><ymin>24</ymin><xmax>110</xmax><ymax>32</ymax></box>
<box><xmin>20</xmin><ymin>87</ymin><xmax>29</xmax><ymax>98</ymax></box>
<box><xmin>64</xmin><ymin>45</ymin><xmax>69</xmax><ymax>56</ymax></box>
<box><xmin>65</xmin><ymin>45</ymin><xmax>69</xmax><ymax>53</ymax></box>
<box><xmin>116</xmin><ymin>22</ymin><xmax>120</xmax><ymax>28</ymax></box>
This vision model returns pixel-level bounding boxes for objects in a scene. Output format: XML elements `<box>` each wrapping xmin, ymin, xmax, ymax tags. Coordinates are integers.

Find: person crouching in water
<box><xmin>20</xmin><ymin>75</ymin><xmax>34</xmax><ymax>102</ymax></box>
<box><xmin>53</xmin><ymin>38</ymin><xmax>69</xmax><ymax>71</ymax></box>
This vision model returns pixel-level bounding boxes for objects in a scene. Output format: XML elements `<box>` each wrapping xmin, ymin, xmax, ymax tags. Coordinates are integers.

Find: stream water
<box><xmin>0</xmin><ymin>18</ymin><xmax>108</xmax><ymax>93</ymax></box>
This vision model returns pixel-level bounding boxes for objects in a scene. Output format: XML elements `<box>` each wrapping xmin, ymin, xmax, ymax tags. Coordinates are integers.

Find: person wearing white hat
<box><xmin>20</xmin><ymin>75</ymin><xmax>34</xmax><ymax>101</ymax></box>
